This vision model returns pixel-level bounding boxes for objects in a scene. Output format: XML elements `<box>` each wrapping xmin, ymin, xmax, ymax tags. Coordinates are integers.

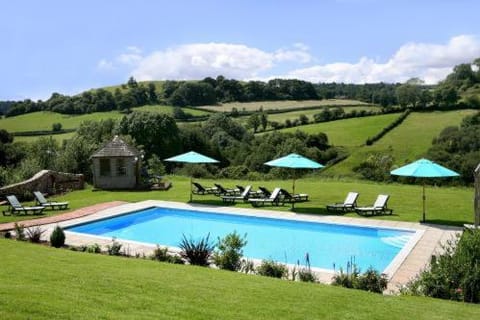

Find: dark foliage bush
<box><xmin>86</xmin><ymin>243</ymin><xmax>101</xmax><ymax>253</ymax></box>
<box><xmin>213</xmin><ymin>231</ymin><xmax>247</xmax><ymax>271</ymax></box>
<box><xmin>50</xmin><ymin>225</ymin><xmax>66</xmax><ymax>248</ymax></box>
<box><xmin>179</xmin><ymin>234</ymin><xmax>214</xmax><ymax>266</ymax></box>
<box><xmin>332</xmin><ymin>259</ymin><xmax>387</xmax><ymax>293</ymax></box>
<box><xmin>256</xmin><ymin>260</ymin><xmax>288</xmax><ymax>278</ymax></box>
<box><xmin>402</xmin><ymin>229</ymin><xmax>480</xmax><ymax>303</ymax></box>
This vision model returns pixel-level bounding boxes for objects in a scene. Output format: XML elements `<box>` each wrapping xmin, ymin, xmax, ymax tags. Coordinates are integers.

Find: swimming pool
<box><xmin>67</xmin><ymin>206</ymin><xmax>417</xmax><ymax>273</ymax></box>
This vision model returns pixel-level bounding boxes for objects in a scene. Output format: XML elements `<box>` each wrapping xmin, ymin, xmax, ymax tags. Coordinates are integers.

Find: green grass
<box><xmin>1</xmin><ymin>176</ymin><xmax>474</xmax><ymax>226</ymax></box>
<box><xmin>276</xmin><ymin>113</ymin><xmax>400</xmax><ymax>146</ymax></box>
<box><xmin>0</xmin><ymin>105</ymin><xmax>210</xmax><ymax>134</ymax></box>
<box><xmin>198</xmin><ymin>99</ymin><xmax>369</xmax><ymax>112</ymax></box>
<box><xmin>13</xmin><ymin>132</ymin><xmax>76</xmax><ymax>143</ymax></box>
<box><xmin>1</xmin><ymin>239</ymin><xmax>479</xmax><ymax>319</ymax></box>
<box><xmin>327</xmin><ymin>110</ymin><xmax>477</xmax><ymax>176</ymax></box>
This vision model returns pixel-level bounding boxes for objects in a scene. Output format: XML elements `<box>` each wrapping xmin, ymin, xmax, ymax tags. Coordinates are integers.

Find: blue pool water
<box><xmin>68</xmin><ymin>207</ymin><xmax>414</xmax><ymax>272</ymax></box>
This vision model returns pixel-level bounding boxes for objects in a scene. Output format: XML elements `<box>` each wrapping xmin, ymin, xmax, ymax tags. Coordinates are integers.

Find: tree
<box><xmin>247</xmin><ymin>113</ymin><xmax>261</xmax><ymax>133</ymax></box>
<box><xmin>118</xmin><ymin>112</ymin><xmax>181</xmax><ymax>158</ymax></box>
<box><xmin>169</xmin><ymin>82</ymin><xmax>216</xmax><ymax>106</ymax></box>
<box><xmin>127</xmin><ymin>76</ymin><xmax>138</xmax><ymax>88</ymax></box>
<box><xmin>260</xmin><ymin>112</ymin><xmax>268</xmax><ymax>131</ymax></box>
<box><xmin>147</xmin><ymin>82</ymin><xmax>158</xmax><ymax>103</ymax></box>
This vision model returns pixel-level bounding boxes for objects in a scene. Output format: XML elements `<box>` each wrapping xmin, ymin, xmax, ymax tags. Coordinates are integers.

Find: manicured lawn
<box><xmin>1</xmin><ymin>239</ymin><xmax>478</xmax><ymax>319</ymax></box>
<box><xmin>326</xmin><ymin>110</ymin><xmax>478</xmax><ymax>176</ymax></box>
<box><xmin>1</xmin><ymin>176</ymin><xmax>473</xmax><ymax>226</ymax></box>
<box><xmin>277</xmin><ymin>113</ymin><xmax>400</xmax><ymax>146</ymax></box>
<box><xmin>198</xmin><ymin>99</ymin><xmax>368</xmax><ymax>112</ymax></box>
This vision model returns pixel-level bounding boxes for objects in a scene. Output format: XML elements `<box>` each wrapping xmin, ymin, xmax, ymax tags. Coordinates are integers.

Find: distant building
<box><xmin>91</xmin><ymin>136</ymin><xmax>142</xmax><ymax>189</ymax></box>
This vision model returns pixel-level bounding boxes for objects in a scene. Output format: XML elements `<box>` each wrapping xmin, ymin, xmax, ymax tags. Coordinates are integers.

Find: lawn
<box><xmin>1</xmin><ymin>176</ymin><xmax>474</xmax><ymax>227</ymax></box>
<box><xmin>237</xmin><ymin>105</ymin><xmax>382</xmax><ymax>128</ymax></box>
<box><xmin>276</xmin><ymin>113</ymin><xmax>400</xmax><ymax>146</ymax></box>
<box><xmin>326</xmin><ymin>110</ymin><xmax>478</xmax><ymax>176</ymax></box>
<box><xmin>0</xmin><ymin>105</ymin><xmax>210</xmax><ymax>133</ymax></box>
<box><xmin>198</xmin><ymin>99</ymin><xmax>369</xmax><ymax>112</ymax></box>
<box><xmin>1</xmin><ymin>239</ymin><xmax>479</xmax><ymax>319</ymax></box>
<box><xmin>13</xmin><ymin>132</ymin><xmax>76</xmax><ymax>143</ymax></box>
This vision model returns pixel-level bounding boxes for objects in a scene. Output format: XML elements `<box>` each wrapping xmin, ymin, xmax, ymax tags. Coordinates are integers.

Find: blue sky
<box><xmin>1</xmin><ymin>0</ymin><xmax>479</xmax><ymax>100</ymax></box>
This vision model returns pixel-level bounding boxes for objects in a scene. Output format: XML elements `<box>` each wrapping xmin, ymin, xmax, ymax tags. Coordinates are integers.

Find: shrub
<box><xmin>240</xmin><ymin>259</ymin><xmax>255</xmax><ymax>274</ymax></box>
<box><xmin>52</xmin><ymin>123</ymin><xmax>62</xmax><ymax>132</ymax></box>
<box><xmin>402</xmin><ymin>229</ymin><xmax>480</xmax><ymax>303</ymax></box>
<box><xmin>152</xmin><ymin>245</ymin><xmax>184</xmax><ymax>264</ymax></box>
<box><xmin>86</xmin><ymin>243</ymin><xmax>101</xmax><ymax>253</ymax></box>
<box><xmin>179</xmin><ymin>233</ymin><xmax>214</xmax><ymax>266</ymax></box>
<box><xmin>50</xmin><ymin>225</ymin><xmax>66</xmax><ymax>248</ymax></box>
<box><xmin>106</xmin><ymin>238</ymin><xmax>123</xmax><ymax>256</ymax></box>
<box><xmin>25</xmin><ymin>226</ymin><xmax>45</xmax><ymax>243</ymax></box>
<box><xmin>356</xmin><ymin>268</ymin><xmax>388</xmax><ymax>293</ymax></box>
<box><xmin>213</xmin><ymin>231</ymin><xmax>247</xmax><ymax>271</ymax></box>
<box><xmin>256</xmin><ymin>260</ymin><xmax>288</xmax><ymax>278</ymax></box>
<box><xmin>14</xmin><ymin>223</ymin><xmax>25</xmax><ymax>241</ymax></box>
<box><xmin>332</xmin><ymin>260</ymin><xmax>387</xmax><ymax>293</ymax></box>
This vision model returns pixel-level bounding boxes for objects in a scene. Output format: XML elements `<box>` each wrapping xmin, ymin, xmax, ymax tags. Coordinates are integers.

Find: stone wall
<box><xmin>0</xmin><ymin>170</ymin><xmax>84</xmax><ymax>200</ymax></box>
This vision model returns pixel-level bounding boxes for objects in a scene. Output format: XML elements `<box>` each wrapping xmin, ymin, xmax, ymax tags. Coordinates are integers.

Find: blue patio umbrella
<box><xmin>390</xmin><ymin>158</ymin><xmax>459</xmax><ymax>222</ymax></box>
<box><xmin>165</xmin><ymin>151</ymin><xmax>219</xmax><ymax>202</ymax></box>
<box><xmin>265</xmin><ymin>153</ymin><xmax>324</xmax><ymax>209</ymax></box>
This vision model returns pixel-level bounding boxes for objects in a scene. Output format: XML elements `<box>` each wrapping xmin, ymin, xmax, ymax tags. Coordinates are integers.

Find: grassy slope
<box><xmin>326</xmin><ymin>110</ymin><xmax>477</xmax><ymax>176</ymax></box>
<box><xmin>1</xmin><ymin>176</ymin><xmax>473</xmax><ymax>226</ymax></box>
<box><xmin>0</xmin><ymin>105</ymin><xmax>210</xmax><ymax>133</ymax></box>
<box><xmin>1</xmin><ymin>239</ymin><xmax>478</xmax><ymax>320</ymax></box>
<box><xmin>13</xmin><ymin>132</ymin><xmax>76</xmax><ymax>143</ymax></box>
<box><xmin>198</xmin><ymin>99</ymin><xmax>369</xmax><ymax>112</ymax></box>
<box><xmin>276</xmin><ymin>113</ymin><xmax>400</xmax><ymax>147</ymax></box>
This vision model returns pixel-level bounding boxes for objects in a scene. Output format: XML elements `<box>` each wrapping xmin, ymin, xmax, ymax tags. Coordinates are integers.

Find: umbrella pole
<box><xmin>422</xmin><ymin>181</ymin><xmax>426</xmax><ymax>222</ymax></box>
<box><xmin>291</xmin><ymin>178</ymin><xmax>296</xmax><ymax>210</ymax></box>
<box><xmin>190</xmin><ymin>176</ymin><xmax>193</xmax><ymax>203</ymax></box>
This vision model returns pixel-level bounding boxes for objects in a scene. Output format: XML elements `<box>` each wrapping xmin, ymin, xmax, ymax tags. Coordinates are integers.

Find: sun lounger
<box><xmin>3</xmin><ymin>195</ymin><xmax>45</xmax><ymax>215</ymax></box>
<box><xmin>279</xmin><ymin>189</ymin><xmax>309</xmax><ymax>202</ymax></box>
<box><xmin>248</xmin><ymin>188</ymin><xmax>283</xmax><ymax>207</ymax></box>
<box><xmin>326</xmin><ymin>192</ymin><xmax>359</xmax><ymax>213</ymax></box>
<box><xmin>355</xmin><ymin>194</ymin><xmax>393</xmax><ymax>216</ymax></box>
<box><xmin>222</xmin><ymin>185</ymin><xmax>253</xmax><ymax>203</ymax></box>
<box><xmin>192</xmin><ymin>182</ymin><xmax>218</xmax><ymax>195</ymax></box>
<box><xmin>33</xmin><ymin>191</ymin><xmax>69</xmax><ymax>210</ymax></box>
<box><xmin>258</xmin><ymin>186</ymin><xmax>272</xmax><ymax>197</ymax></box>
<box><xmin>214</xmin><ymin>184</ymin><xmax>240</xmax><ymax>196</ymax></box>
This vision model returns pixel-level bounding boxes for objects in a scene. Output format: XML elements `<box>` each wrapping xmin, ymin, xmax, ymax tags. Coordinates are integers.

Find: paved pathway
<box><xmin>0</xmin><ymin>201</ymin><xmax>127</xmax><ymax>232</ymax></box>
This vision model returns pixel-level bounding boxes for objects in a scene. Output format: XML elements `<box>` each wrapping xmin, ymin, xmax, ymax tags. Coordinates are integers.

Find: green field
<box><xmin>326</xmin><ymin>110</ymin><xmax>477</xmax><ymax>176</ymax></box>
<box><xmin>1</xmin><ymin>176</ymin><xmax>474</xmax><ymax>226</ymax></box>
<box><xmin>276</xmin><ymin>113</ymin><xmax>400</xmax><ymax>147</ymax></box>
<box><xmin>13</xmin><ymin>132</ymin><xmax>76</xmax><ymax>143</ymax></box>
<box><xmin>1</xmin><ymin>239</ymin><xmax>478</xmax><ymax>320</ymax></box>
<box><xmin>0</xmin><ymin>105</ymin><xmax>210</xmax><ymax>134</ymax></box>
<box><xmin>198</xmin><ymin>99</ymin><xmax>369</xmax><ymax>112</ymax></box>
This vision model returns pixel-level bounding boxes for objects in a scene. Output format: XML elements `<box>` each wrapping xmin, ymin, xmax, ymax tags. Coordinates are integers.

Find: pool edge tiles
<box><xmin>61</xmin><ymin>200</ymin><xmax>424</xmax><ymax>279</ymax></box>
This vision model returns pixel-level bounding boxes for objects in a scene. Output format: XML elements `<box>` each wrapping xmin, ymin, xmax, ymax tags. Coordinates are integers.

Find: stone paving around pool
<box><xmin>36</xmin><ymin>200</ymin><xmax>462</xmax><ymax>294</ymax></box>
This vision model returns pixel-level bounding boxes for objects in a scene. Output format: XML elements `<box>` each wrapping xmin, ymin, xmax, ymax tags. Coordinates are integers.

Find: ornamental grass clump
<box><xmin>25</xmin><ymin>226</ymin><xmax>45</xmax><ymax>243</ymax></box>
<box><xmin>179</xmin><ymin>233</ymin><xmax>214</xmax><ymax>266</ymax></box>
<box><xmin>50</xmin><ymin>225</ymin><xmax>66</xmax><ymax>248</ymax></box>
<box><xmin>152</xmin><ymin>245</ymin><xmax>184</xmax><ymax>264</ymax></box>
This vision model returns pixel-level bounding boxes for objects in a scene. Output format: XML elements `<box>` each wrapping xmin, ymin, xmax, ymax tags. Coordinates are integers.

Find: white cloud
<box><xmin>99</xmin><ymin>35</ymin><xmax>480</xmax><ymax>84</ymax></box>
<box><xmin>286</xmin><ymin>35</ymin><xmax>480</xmax><ymax>84</ymax></box>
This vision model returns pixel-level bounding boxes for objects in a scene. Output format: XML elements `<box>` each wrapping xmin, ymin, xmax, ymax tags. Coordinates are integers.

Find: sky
<box><xmin>1</xmin><ymin>0</ymin><xmax>480</xmax><ymax>100</ymax></box>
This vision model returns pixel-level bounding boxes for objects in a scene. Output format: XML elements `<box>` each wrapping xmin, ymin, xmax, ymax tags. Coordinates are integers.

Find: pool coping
<box><xmin>40</xmin><ymin>200</ymin><xmax>462</xmax><ymax>292</ymax></box>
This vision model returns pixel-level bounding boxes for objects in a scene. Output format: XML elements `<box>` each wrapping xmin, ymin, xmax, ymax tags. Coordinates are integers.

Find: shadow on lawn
<box><xmin>422</xmin><ymin>219</ymin><xmax>471</xmax><ymax>228</ymax></box>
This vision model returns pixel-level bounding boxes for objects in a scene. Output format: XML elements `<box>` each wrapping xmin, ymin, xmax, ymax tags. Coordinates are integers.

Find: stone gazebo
<box><xmin>91</xmin><ymin>136</ymin><xmax>142</xmax><ymax>190</ymax></box>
